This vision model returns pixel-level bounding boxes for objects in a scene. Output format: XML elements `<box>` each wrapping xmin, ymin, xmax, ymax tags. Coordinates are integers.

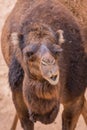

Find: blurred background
<box><xmin>0</xmin><ymin>0</ymin><xmax>87</xmax><ymax>130</ymax></box>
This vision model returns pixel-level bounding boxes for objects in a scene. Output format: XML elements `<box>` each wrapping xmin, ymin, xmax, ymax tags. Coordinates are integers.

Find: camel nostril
<box><xmin>50</xmin><ymin>75</ymin><xmax>57</xmax><ymax>81</ymax></box>
<box><xmin>41</xmin><ymin>61</ymin><xmax>47</xmax><ymax>66</ymax></box>
<box><xmin>41</xmin><ymin>57</ymin><xmax>55</xmax><ymax>66</ymax></box>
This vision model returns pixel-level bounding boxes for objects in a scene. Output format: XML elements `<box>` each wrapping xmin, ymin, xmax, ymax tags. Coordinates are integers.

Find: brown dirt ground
<box><xmin>0</xmin><ymin>0</ymin><xmax>87</xmax><ymax>130</ymax></box>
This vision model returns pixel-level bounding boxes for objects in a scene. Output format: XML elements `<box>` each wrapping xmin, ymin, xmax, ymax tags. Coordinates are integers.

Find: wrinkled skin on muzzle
<box><xmin>40</xmin><ymin>51</ymin><xmax>59</xmax><ymax>85</ymax></box>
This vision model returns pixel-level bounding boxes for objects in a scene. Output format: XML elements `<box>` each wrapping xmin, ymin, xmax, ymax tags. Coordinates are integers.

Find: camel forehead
<box><xmin>24</xmin><ymin>23</ymin><xmax>56</xmax><ymax>45</ymax></box>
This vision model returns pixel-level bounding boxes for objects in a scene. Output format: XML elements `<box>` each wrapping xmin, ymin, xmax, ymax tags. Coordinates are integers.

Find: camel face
<box><xmin>23</xmin><ymin>41</ymin><xmax>62</xmax><ymax>85</ymax></box>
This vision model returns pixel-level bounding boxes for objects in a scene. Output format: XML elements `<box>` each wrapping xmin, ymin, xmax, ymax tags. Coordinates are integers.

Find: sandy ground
<box><xmin>0</xmin><ymin>1</ymin><xmax>87</xmax><ymax>130</ymax></box>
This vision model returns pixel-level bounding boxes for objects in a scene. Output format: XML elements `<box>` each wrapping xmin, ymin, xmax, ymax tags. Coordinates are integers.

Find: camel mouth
<box><xmin>50</xmin><ymin>75</ymin><xmax>58</xmax><ymax>81</ymax></box>
<box><xmin>45</xmin><ymin>74</ymin><xmax>59</xmax><ymax>85</ymax></box>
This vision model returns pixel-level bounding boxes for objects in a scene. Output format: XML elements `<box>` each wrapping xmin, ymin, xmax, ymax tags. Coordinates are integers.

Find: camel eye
<box><xmin>51</xmin><ymin>45</ymin><xmax>63</xmax><ymax>56</ymax></box>
<box><xmin>23</xmin><ymin>44</ymin><xmax>39</xmax><ymax>59</ymax></box>
<box><xmin>26</xmin><ymin>51</ymin><xmax>34</xmax><ymax>57</ymax></box>
<box><xmin>53</xmin><ymin>48</ymin><xmax>63</xmax><ymax>55</ymax></box>
<box><xmin>26</xmin><ymin>51</ymin><xmax>36</xmax><ymax>62</ymax></box>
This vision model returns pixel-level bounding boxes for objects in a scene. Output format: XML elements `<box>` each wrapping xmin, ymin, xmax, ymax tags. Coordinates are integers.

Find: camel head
<box><xmin>11</xmin><ymin>23</ymin><xmax>65</xmax><ymax>85</ymax></box>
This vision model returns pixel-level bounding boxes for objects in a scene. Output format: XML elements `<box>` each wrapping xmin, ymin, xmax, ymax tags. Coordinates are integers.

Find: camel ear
<box><xmin>11</xmin><ymin>32</ymin><xmax>24</xmax><ymax>50</ymax></box>
<box><xmin>56</xmin><ymin>29</ymin><xmax>65</xmax><ymax>45</ymax></box>
<box><xmin>10</xmin><ymin>32</ymin><xmax>24</xmax><ymax>67</ymax></box>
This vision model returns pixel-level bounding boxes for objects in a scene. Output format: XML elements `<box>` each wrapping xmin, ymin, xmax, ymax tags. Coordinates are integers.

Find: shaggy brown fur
<box><xmin>1</xmin><ymin>0</ymin><xmax>87</xmax><ymax>130</ymax></box>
